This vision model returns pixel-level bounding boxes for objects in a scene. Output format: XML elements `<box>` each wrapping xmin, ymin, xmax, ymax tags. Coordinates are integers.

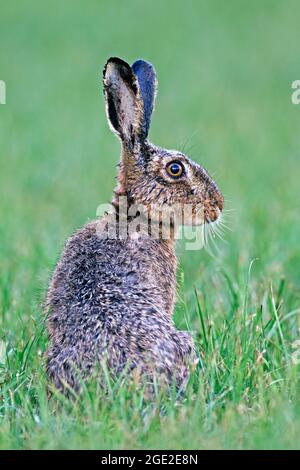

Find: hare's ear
<box><xmin>132</xmin><ymin>60</ymin><xmax>157</xmax><ymax>139</ymax></box>
<box><xmin>103</xmin><ymin>57</ymin><xmax>143</xmax><ymax>146</ymax></box>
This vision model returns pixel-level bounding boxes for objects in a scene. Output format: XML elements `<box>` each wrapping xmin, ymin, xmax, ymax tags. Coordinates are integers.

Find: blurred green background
<box><xmin>0</xmin><ymin>0</ymin><xmax>300</xmax><ymax>449</ymax></box>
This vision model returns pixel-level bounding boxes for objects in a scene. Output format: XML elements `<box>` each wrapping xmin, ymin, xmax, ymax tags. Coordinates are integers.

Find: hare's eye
<box><xmin>166</xmin><ymin>161</ymin><xmax>184</xmax><ymax>179</ymax></box>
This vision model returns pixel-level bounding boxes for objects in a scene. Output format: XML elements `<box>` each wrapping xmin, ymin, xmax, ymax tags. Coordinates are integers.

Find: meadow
<box><xmin>0</xmin><ymin>0</ymin><xmax>299</xmax><ymax>449</ymax></box>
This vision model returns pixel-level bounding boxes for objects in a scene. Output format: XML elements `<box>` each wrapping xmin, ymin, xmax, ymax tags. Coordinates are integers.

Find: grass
<box><xmin>0</xmin><ymin>0</ymin><xmax>300</xmax><ymax>449</ymax></box>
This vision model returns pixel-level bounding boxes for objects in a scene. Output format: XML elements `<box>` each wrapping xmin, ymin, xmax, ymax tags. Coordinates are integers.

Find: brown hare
<box><xmin>45</xmin><ymin>57</ymin><xmax>224</xmax><ymax>394</ymax></box>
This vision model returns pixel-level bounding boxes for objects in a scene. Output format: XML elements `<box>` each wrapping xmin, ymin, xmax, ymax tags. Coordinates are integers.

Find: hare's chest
<box><xmin>126</xmin><ymin>237</ymin><xmax>177</xmax><ymax>316</ymax></box>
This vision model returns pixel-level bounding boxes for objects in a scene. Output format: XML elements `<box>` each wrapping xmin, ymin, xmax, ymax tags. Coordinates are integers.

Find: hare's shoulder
<box><xmin>62</xmin><ymin>219</ymin><xmax>126</xmax><ymax>260</ymax></box>
<box><xmin>47</xmin><ymin>220</ymin><xmax>129</xmax><ymax>310</ymax></box>
<box><xmin>48</xmin><ymin>218</ymin><xmax>175</xmax><ymax>313</ymax></box>
<box><xmin>62</xmin><ymin>218</ymin><xmax>167</xmax><ymax>266</ymax></box>
<box><xmin>52</xmin><ymin>218</ymin><xmax>155</xmax><ymax>285</ymax></box>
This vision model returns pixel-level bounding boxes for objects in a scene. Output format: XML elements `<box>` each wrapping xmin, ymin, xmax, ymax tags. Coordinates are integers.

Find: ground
<box><xmin>0</xmin><ymin>0</ymin><xmax>299</xmax><ymax>449</ymax></box>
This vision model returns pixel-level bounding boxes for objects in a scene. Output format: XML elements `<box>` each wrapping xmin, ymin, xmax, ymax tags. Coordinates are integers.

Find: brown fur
<box><xmin>45</xmin><ymin>57</ymin><xmax>223</xmax><ymax>393</ymax></box>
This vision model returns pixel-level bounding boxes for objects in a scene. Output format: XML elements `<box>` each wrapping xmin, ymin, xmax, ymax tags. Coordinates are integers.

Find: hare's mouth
<box><xmin>204</xmin><ymin>207</ymin><xmax>221</xmax><ymax>224</ymax></box>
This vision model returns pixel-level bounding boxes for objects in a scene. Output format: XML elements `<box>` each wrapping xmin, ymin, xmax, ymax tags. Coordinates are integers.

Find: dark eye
<box><xmin>166</xmin><ymin>161</ymin><xmax>184</xmax><ymax>179</ymax></box>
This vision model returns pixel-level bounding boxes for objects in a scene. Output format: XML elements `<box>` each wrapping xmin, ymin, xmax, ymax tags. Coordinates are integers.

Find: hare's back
<box><xmin>47</xmin><ymin>220</ymin><xmax>170</xmax><ymax>325</ymax></box>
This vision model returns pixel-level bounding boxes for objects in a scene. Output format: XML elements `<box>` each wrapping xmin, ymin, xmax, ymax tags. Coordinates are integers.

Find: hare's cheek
<box><xmin>193</xmin><ymin>206</ymin><xmax>206</xmax><ymax>226</ymax></box>
<box><xmin>182</xmin><ymin>205</ymin><xmax>205</xmax><ymax>226</ymax></box>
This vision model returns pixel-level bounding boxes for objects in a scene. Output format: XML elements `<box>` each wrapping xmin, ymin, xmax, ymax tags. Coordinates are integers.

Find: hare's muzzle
<box><xmin>204</xmin><ymin>190</ymin><xmax>224</xmax><ymax>223</ymax></box>
<box><xmin>215</xmin><ymin>191</ymin><xmax>224</xmax><ymax>212</ymax></box>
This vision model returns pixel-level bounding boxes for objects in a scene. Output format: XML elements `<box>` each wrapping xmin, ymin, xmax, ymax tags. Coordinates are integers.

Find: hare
<box><xmin>45</xmin><ymin>57</ymin><xmax>224</xmax><ymax>394</ymax></box>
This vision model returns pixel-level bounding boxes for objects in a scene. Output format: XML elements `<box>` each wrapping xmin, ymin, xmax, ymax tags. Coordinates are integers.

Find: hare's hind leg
<box><xmin>126</xmin><ymin>318</ymin><xmax>196</xmax><ymax>390</ymax></box>
<box><xmin>46</xmin><ymin>347</ymin><xmax>87</xmax><ymax>395</ymax></box>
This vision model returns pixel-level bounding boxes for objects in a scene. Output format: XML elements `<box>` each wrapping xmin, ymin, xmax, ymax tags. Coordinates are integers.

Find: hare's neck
<box><xmin>103</xmin><ymin>206</ymin><xmax>178</xmax><ymax>316</ymax></box>
<box><xmin>140</xmin><ymin>237</ymin><xmax>178</xmax><ymax>317</ymax></box>
<box><xmin>158</xmin><ymin>238</ymin><xmax>178</xmax><ymax>316</ymax></box>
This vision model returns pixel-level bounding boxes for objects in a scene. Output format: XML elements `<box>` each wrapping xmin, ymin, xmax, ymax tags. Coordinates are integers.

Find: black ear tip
<box><xmin>103</xmin><ymin>57</ymin><xmax>129</xmax><ymax>77</ymax></box>
<box><xmin>106</xmin><ymin>57</ymin><xmax>130</xmax><ymax>68</ymax></box>
<box><xmin>131</xmin><ymin>59</ymin><xmax>157</xmax><ymax>139</ymax></box>
<box><xmin>103</xmin><ymin>57</ymin><xmax>137</xmax><ymax>91</ymax></box>
<box><xmin>132</xmin><ymin>59</ymin><xmax>157</xmax><ymax>80</ymax></box>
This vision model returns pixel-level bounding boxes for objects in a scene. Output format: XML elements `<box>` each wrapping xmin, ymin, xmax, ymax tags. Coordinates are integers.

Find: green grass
<box><xmin>0</xmin><ymin>0</ymin><xmax>300</xmax><ymax>449</ymax></box>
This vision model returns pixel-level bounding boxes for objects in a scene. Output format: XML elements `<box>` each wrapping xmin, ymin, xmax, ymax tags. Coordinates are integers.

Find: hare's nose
<box><xmin>215</xmin><ymin>191</ymin><xmax>224</xmax><ymax>212</ymax></box>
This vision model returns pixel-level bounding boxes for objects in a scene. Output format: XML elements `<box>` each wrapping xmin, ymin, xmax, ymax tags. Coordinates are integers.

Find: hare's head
<box><xmin>103</xmin><ymin>57</ymin><xmax>223</xmax><ymax>226</ymax></box>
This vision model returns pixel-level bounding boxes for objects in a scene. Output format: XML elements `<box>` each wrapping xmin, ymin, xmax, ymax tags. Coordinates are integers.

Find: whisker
<box><xmin>223</xmin><ymin>208</ymin><xmax>236</xmax><ymax>213</ymax></box>
<box><xmin>218</xmin><ymin>219</ymin><xmax>233</xmax><ymax>233</ymax></box>
<box><xmin>204</xmin><ymin>219</ymin><xmax>222</xmax><ymax>256</ymax></box>
<box><xmin>208</xmin><ymin>233</ymin><xmax>221</xmax><ymax>256</ymax></box>
<box><xmin>211</xmin><ymin>222</ymin><xmax>228</xmax><ymax>245</ymax></box>
<box><xmin>180</xmin><ymin>129</ymin><xmax>199</xmax><ymax>155</ymax></box>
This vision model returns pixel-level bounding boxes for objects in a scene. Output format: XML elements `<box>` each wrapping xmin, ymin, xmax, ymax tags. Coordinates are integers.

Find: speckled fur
<box><xmin>46</xmin><ymin>57</ymin><xmax>223</xmax><ymax>393</ymax></box>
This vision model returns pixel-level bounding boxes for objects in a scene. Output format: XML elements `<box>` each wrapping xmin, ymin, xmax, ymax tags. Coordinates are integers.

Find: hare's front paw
<box><xmin>175</xmin><ymin>330</ymin><xmax>194</xmax><ymax>353</ymax></box>
<box><xmin>175</xmin><ymin>331</ymin><xmax>198</xmax><ymax>367</ymax></box>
